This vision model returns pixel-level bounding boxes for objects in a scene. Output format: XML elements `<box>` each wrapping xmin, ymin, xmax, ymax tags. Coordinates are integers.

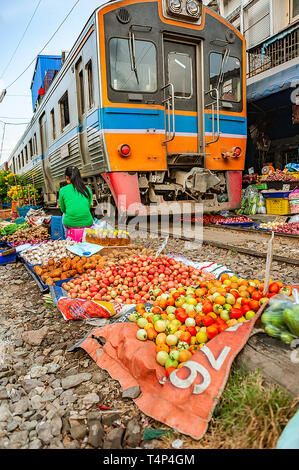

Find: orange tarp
<box><xmin>76</xmin><ymin>305</ymin><xmax>266</xmax><ymax>440</ymax></box>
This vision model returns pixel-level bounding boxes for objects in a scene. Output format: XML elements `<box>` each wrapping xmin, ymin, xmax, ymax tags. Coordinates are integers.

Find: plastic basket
<box><xmin>17</xmin><ymin>205</ymin><xmax>41</xmax><ymax>218</ymax></box>
<box><xmin>262</xmin><ymin>191</ymin><xmax>291</xmax><ymax>199</ymax></box>
<box><xmin>266</xmin><ymin>198</ymin><xmax>290</xmax><ymax>215</ymax></box>
<box><xmin>51</xmin><ymin>216</ymin><xmax>65</xmax><ymax>240</ymax></box>
<box><xmin>0</xmin><ymin>209</ymin><xmax>12</xmax><ymax>220</ymax></box>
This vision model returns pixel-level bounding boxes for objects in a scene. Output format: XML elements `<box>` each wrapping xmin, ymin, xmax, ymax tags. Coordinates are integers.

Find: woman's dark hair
<box><xmin>65</xmin><ymin>166</ymin><xmax>90</xmax><ymax>199</ymax></box>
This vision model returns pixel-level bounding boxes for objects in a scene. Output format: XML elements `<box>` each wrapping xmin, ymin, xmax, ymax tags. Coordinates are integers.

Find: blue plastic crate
<box><xmin>51</xmin><ymin>215</ymin><xmax>65</xmax><ymax>240</ymax></box>
<box><xmin>262</xmin><ymin>191</ymin><xmax>290</xmax><ymax>199</ymax></box>
<box><xmin>17</xmin><ymin>205</ymin><xmax>42</xmax><ymax>218</ymax></box>
<box><xmin>0</xmin><ymin>248</ymin><xmax>17</xmax><ymax>265</ymax></box>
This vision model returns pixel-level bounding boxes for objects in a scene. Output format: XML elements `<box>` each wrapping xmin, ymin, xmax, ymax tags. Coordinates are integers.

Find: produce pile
<box><xmin>10</xmin><ymin>240</ymin><xmax>48</xmax><ymax>247</ymax></box>
<box><xmin>62</xmin><ymin>255</ymin><xmax>215</xmax><ymax>304</ymax></box>
<box><xmin>260</xmin><ymin>170</ymin><xmax>298</xmax><ymax>182</ymax></box>
<box><xmin>257</xmin><ymin>222</ymin><xmax>299</xmax><ymax>235</ymax></box>
<box><xmin>0</xmin><ymin>224</ymin><xmax>49</xmax><ymax>243</ymax></box>
<box><xmin>33</xmin><ymin>254</ymin><xmax>106</xmax><ymax>285</ymax></box>
<box><xmin>21</xmin><ymin>239</ymin><xmax>76</xmax><ymax>265</ymax></box>
<box><xmin>203</xmin><ymin>215</ymin><xmax>253</xmax><ymax>225</ymax></box>
<box><xmin>261</xmin><ymin>294</ymin><xmax>299</xmax><ymax>345</ymax></box>
<box><xmin>0</xmin><ymin>222</ymin><xmax>29</xmax><ymax>237</ymax></box>
<box><xmin>236</xmin><ymin>187</ymin><xmax>266</xmax><ymax>215</ymax></box>
<box><xmin>129</xmin><ymin>276</ymin><xmax>294</xmax><ymax>375</ymax></box>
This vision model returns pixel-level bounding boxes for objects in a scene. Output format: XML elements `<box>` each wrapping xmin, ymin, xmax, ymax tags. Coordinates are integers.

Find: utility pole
<box><xmin>0</xmin><ymin>122</ymin><xmax>6</xmax><ymax>164</ymax></box>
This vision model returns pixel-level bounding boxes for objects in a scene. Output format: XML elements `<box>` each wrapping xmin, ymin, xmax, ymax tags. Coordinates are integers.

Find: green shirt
<box><xmin>59</xmin><ymin>184</ymin><xmax>93</xmax><ymax>228</ymax></box>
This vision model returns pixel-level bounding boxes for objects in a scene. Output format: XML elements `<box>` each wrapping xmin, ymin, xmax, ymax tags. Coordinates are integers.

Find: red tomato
<box><xmin>186</xmin><ymin>326</ymin><xmax>197</xmax><ymax>337</ymax></box>
<box><xmin>206</xmin><ymin>325</ymin><xmax>219</xmax><ymax>340</ymax></box>
<box><xmin>180</xmin><ymin>332</ymin><xmax>191</xmax><ymax>344</ymax></box>
<box><xmin>269</xmin><ymin>283</ymin><xmax>280</xmax><ymax>294</ymax></box>
<box><xmin>251</xmin><ymin>291</ymin><xmax>262</xmax><ymax>301</ymax></box>
<box><xmin>248</xmin><ymin>300</ymin><xmax>260</xmax><ymax>311</ymax></box>
<box><xmin>165</xmin><ymin>367</ymin><xmax>177</xmax><ymax>378</ymax></box>
<box><xmin>202</xmin><ymin>315</ymin><xmax>214</xmax><ymax>327</ymax></box>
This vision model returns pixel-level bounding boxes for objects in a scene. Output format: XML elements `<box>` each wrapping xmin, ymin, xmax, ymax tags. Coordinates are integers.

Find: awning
<box><xmin>247</xmin><ymin>63</ymin><xmax>299</xmax><ymax>102</ymax></box>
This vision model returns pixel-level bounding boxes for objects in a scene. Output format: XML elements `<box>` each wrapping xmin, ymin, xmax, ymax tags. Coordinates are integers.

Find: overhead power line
<box><xmin>5</xmin><ymin>0</ymin><xmax>81</xmax><ymax>90</ymax></box>
<box><xmin>0</xmin><ymin>0</ymin><xmax>43</xmax><ymax>79</ymax></box>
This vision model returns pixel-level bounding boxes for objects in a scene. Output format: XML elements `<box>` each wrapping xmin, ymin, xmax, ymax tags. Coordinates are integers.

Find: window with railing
<box><xmin>247</xmin><ymin>26</ymin><xmax>299</xmax><ymax>78</ymax></box>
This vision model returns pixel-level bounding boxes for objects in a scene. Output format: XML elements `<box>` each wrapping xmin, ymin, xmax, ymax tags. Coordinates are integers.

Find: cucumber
<box><xmin>261</xmin><ymin>311</ymin><xmax>286</xmax><ymax>329</ymax></box>
<box><xmin>283</xmin><ymin>306</ymin><xmax>299</xmax><ymax>337</ymax></box>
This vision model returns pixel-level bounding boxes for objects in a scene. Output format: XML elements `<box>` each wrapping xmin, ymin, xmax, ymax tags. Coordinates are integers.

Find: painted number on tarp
<box><xmin>169</xmin><ymin>345</ymin><xmax>231</xmax><ymax>394</ymax></box>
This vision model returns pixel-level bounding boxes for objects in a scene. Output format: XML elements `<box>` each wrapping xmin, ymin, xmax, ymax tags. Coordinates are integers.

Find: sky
<box><xmin>0</xmin><ymin>0</ymin><xmax>106</xmax><ymax>165</ymax></box>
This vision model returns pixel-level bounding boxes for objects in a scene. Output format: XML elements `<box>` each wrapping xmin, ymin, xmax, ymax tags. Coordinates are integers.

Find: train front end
<box><xmin>97</xmin><ymin>0</ymin><xmax>247</xmax><ymax>214</ymax></box>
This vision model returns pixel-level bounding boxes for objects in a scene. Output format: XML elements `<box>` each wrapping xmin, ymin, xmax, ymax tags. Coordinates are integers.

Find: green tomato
<box><xmin>169</xmin><ymin>350</ymin><xmax>180</xmax><ymax>362</ymax></box>
<box><xmin>245</xmin><ymin>310</ymin><xmax>256</xmax><ymax>320</ymax></box>
<box><xmin>220</xmin><ymin>310</ymin><xmax>230</xmax><ymax>321</ymax></box>
<box><xmin>166</xmin><ymin>306</ymin><xmax>176</xmax><ymax>315</ymax></box>
<box><xmin>165</xmin><ymin>357</ymin><xmax>178</xmax><ymax>369</ymax></box>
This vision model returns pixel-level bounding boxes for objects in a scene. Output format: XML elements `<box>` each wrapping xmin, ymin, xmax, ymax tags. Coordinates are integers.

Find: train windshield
<box><xmin>210</xmin><ymin>52</ymin><xmax>241</xmax><ymax>102</ymax></box>
<box><xmin>110</xmin><ymin>38</ymin><xmax>157</xmax><ymax>92</ymax></box>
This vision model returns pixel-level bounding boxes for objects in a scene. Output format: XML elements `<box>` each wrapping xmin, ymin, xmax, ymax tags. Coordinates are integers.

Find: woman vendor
<box><xmin>59</xmin><ymin>166</ymin><xmax>93</xmax><ymax>235</ymax></box>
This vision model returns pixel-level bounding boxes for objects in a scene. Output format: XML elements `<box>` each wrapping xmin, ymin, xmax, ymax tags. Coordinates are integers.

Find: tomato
<box><xmin>269</xmin><ymin>282</ymin><xmax>280</xmax><ymax>294</ymax></box>
<box><xmin>251</xmin><ymin>291</ymin><xmax>262</xmax><ymax>301</ymax></box>
<box><xmin>180</xmin><ymin>332</ymin><xmax>191</xmax><ymax>344</ymax></box>
<box><xmin>202</xmin><ymin>301</ymin><xmax>213</xmax><ymax>314</ymax></box>
<box><xmin>230</xmin><ymin>308</ymin><xmax>244</xmax><ymax>319</ymax></box>
<box><xmin>248</xmin><ymin>300</ymin><xmax>259</xmax><ymax>311</ymax></box>
<box><xmin>202</xmin><ymin>315</ymin><xmax>214</xmax><ymax>327</ymax></box>
<box><xmin>206</xmin><ymin>325</ymin><xmax>219</xmax><ymax>340</ymax></box>
<box><xmin>165</xmin><ymin>366</ymin><xmax>177</xmax><ymax>377</ymax></box>
<box><xmin>241</xmin><ymin>305</ymin><xmax>251</xmax><ymax>315</ymax></box>
<box><xmin>186</xmin><ymin>326</ymin><xmax>197</xmax><ymax>337</ymax></box>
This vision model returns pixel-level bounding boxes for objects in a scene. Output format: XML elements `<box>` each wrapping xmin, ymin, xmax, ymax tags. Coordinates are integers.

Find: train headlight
<box><xmin>119</xmin><ymin>144</ymin><xmax>131</xmax><ymax>157</ymax></box>
<box><xmin>168</xmin><ymin>0</ymin><xmax>182</xmax><ymax>14</ymax></box>
<box><xmin>186</xmin><ymin>0</ymin><xmax>201</xmax><ymax>17</ymax></box>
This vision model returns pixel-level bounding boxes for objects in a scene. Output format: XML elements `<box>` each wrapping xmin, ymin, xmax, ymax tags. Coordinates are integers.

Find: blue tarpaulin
<box><xmin>247</xmin><ymin>63</ymin><xmax>299</xmax><ymax>102</ymax></box>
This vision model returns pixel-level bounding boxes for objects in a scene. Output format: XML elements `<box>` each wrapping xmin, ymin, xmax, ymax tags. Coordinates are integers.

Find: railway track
<box><xmin>136</xmin><ymin>221</ymin><xmax>299</xmax><ymax>267</ymax></box>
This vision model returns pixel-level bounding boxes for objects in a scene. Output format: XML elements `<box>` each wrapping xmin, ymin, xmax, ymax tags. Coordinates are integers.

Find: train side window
<box><xmin>59</xmin><ymin>91</ymin><xmax>70</xmax><ymax>131</ymax></box>
<box><xmin>79</xmin><ymin>70</ymin><xmax>85</xmax><ymax>114</ymax></box>
<box><xmin>50</xmin><ymin>108</ymin><xmax>56</xmax><ymax>140</ymax></box>
<box><xmin>86</xmin><ymin>60</ymin><xmax>94</xmax><ymax>109</ymax></box>
<box><xmin>110</xmin><ymin>38</ymin><xmax>157</xmax><ymax>92</ymax></box>
<box><xmin>209</xmin><ymin>52</ymin><xmax>241</xmax><ymax>102</ymax></box>
<box><xmin>29</xmin><ymin>139</ymin><xmax>33</xmax><ymax>160</ymax></box>
<box><xmin>33</xmin><ymin>133</ymin><xmax>38</xmax><ymax>155</ymax></box>
<box><xmin>168</xmin><ymin>52</ymin><xmax>193</xmax><ymax>99</ymax></box>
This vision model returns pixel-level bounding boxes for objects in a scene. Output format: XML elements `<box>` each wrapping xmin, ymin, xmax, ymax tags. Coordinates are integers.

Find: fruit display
<box><xmin>260</xmin><ymin>170</ymin><xmax>298</xmax><ymax>182</ymax></box>
<box><xmin>21</xmin><ymin>239</ymin><xmax>76</xmax><ymax>265</ymax></box>
<box><xmin>62</xmin><ymin>255</ymin><xmax>215</xmax><ymax>303</ymax></box>
<box><xmin>257</xmin><ymin>222</ymin><xmax>299</xmax><ymax>235</ymax></box>
<box><xmin>33</xmin><ymin>254</ymin><xmax>106</xmax><ymax>285</ymax></box>
<box><xmin>0</xmin><ymin>224</ymin><xmax>49</xmax><ymax>242</ymax></box>
<box><xmin>261</xmin><ymin>295</ymin><xmax>299</xmax><ymax>345</ymax></box>
<box><xmin>130</xmin><ymin>276</ymin><xmax>294</xmax><ymax>375</ymax></box>
<box><xmin>203</xmin><ymin>215</ymin><xmax>253</xmax><ymax>225</ymax></box>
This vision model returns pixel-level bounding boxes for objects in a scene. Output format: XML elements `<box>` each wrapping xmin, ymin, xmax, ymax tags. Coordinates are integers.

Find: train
<box><xmin>6</xmin><ymin>0</ymin><xmax>247</xmax><ymax>215</ymax></box>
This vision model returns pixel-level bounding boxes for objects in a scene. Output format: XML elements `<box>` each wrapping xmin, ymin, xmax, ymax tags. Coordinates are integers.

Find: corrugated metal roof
<box><xmin>247</xmin><ymin>63</ymin><xmax>299</xmax><ymax>101</ymax></box>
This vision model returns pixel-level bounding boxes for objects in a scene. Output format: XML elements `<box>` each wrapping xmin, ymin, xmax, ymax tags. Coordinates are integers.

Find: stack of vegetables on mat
<box><xmin>262</xmin><ymin>292</ymin><xmax>299</xmax><ymax>345</ymax></box>
<box><xmin>33</xmin><ymin>254</ymin><xmax>106</xmax><ymax>285</ymax></box>
<box><xmin>21</xmin><ymin>239</ymin><xmax>76</xmax><ymax>265</ymax></box>
<box><xmin>0</xmin><ymin>224</ymin><xmax>49</xmax><ymax>243</ymax></box>
<box><xmin>129</xmin><ymin>277</ymin><xmax>294</xmax><ymax>375</ymax></box>
<box><xmin>62</xmin><ymin>255</ymin><xmax>215</xmax><ymax>303</ymax></box>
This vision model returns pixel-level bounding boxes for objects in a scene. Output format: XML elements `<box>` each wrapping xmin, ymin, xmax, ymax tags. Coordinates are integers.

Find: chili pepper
<box><xmin>98</xmin><ymin>404</ymin><xmax>111</xmax><ymax>410</ymax></box>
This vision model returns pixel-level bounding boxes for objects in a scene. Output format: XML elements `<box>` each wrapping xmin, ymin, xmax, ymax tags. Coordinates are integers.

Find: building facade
<box><xmin>204</xmin><ymin>0</ymin><xmax>299</xmax><ymax>171</ymax></box>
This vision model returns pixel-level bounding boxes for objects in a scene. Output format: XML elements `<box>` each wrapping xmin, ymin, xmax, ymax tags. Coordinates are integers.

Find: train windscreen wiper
<box><xmin>129</xmin><ymin>30</ymin><xmax>139</xmax><ymax>85</ymax></box>
<box><xmin>216</xmin><ymin>48</ymin><xmax>230</xmax><ymax>91</ymax></box>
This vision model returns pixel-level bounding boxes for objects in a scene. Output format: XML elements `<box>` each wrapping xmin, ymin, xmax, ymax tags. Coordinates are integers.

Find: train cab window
<box><xmin>110</xmin><ymin>38</ymin><xmax>157</xmax><ymax>92</ymax></box>
<box><xmin>59</xmin><ymin>91</ymin><xmax>70</xmax><ymax>131</ymax></box>
<box><xmin>210</xmin><ymin>52</ymin><xmax>241</xmax><ymax>102</ymax></box>
<box><xmin>50</xmin><ymin>109</ymin><xmax>56</xmax><ymax>140</ymax></box>
<box><xmin>168</xmin><ymin>52</ymin><xmax>192</xmax><ymax>99</ymax></box>
<box><xmin>86</xmin><ymin>60</ymin><xmax>94</xmax><ymax>109</ymax></box>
